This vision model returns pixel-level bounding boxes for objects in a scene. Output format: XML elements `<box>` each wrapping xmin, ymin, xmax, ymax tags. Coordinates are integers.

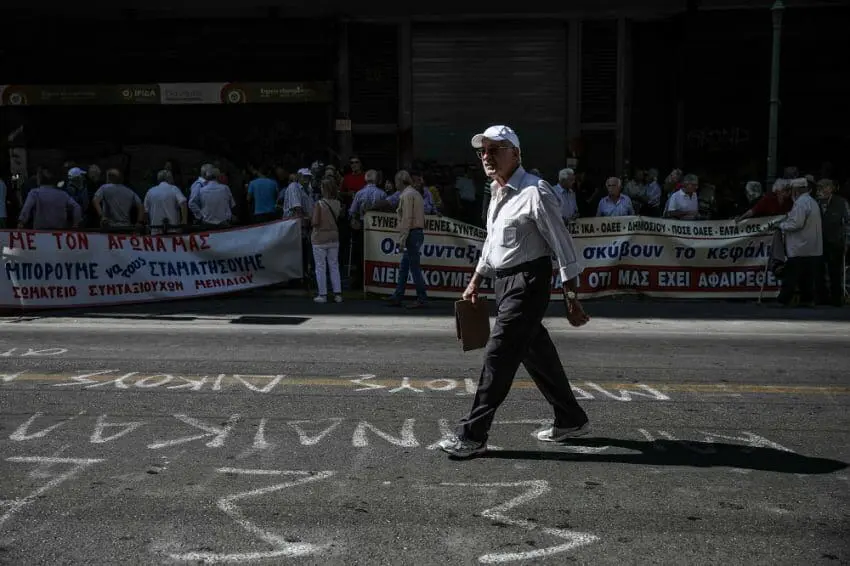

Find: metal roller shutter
<box><xmin>349</xmin><ymin>23</ymin><xmax>400</xmax><ymax>125</ymax></box>
<box><xmin>412</xmin><ymin>22</ymin><xmax>567</xmax><ymax>178</ymax></box>
<box><xmin>580</xmin><ymin>20</ymin><xmax>619</xmax><ymax>124</ymax></box>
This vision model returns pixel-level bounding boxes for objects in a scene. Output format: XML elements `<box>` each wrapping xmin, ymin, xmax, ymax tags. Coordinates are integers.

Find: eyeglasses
<box><xmin>475</xmin><ymin>145</ymin><xmax>511</xmax><ymax>159</ymax></box>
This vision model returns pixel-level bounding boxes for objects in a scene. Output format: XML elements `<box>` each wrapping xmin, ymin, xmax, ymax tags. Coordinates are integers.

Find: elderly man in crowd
<box><xmin>554</xmin><ymin>168</ymin><xmax>579</xmax><ymax>223</ymax></box>
<box><xmin>18</xmin><ymin>166</ymin><xmax>82</xmax><ymax>230</ymax></box>
<box><xmin>352</xmin><ymin>170</ymin><xmax>389</xmax><ymax>224</ymax></box>
<box><xmin>189</xmin><ymin>164</ymin><xmax>214</xmax><ymax>216</ymax></box>
<box><xmin>379</xmin><ymin>170</ymin><xmax>439</xmax><ymax>215</ymax></box>
<box><xmin>64</xmin><ymin>167</ymin><xmax>90</xmax><ymax>214</ymax></box>
<box><xmin>641</xmin><ymin>168</ymin><xmax>663</xmax><ymax>217</ymax></box>
<box><xmin>777</xmin><ymin>178</ymin><xmax>823</xmax><ymax>307</ymax></box>
<box><xmin>188</xmin><ymin>165</ymin><xmax>235</xmax><ymax>229</ymax></box>
<box><xmin>145</xmin><ymin>170</ymin><xmax>188</xmax><ymax>235</ymax></box>
<box><xmin>92</xmin><ymin>169</ymin><xmax>144</xmax><ymax>232</ymax></box>
<box><xmin>664</xmin><ymin>173</ymin><xmax>700</xmax><ymax>220</ymax></box>
<box><xmin>348</xmin><ymin>169</ymin><xmax>388</xmax><ymax>289</ymax></box>
<box><xmin>596</xmin><ymin>177</ymin><xmax>635</xmax><ymax>217</ymax></box>
<box><xmin>736</xmin><ymin>179</ymin><xmax>793</xmax><ymax>222</ymax></box>
<box><xmin>816</xmin><ymin>178</ymin><xmax>849</xmax><ymax>306</ymax></box>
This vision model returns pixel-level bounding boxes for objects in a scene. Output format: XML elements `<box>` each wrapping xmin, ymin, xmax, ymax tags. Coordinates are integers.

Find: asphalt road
<box><xmin>0</xmin><ymin>296</ymin><xmax>848</xmax><ymax>565</ymax></box>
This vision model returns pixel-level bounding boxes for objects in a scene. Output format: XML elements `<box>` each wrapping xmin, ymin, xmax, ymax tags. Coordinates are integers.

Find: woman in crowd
<box><xmin>310</xmin><ymin>178</ymin><xmax>344</xmax><ymax>304</ymax></box>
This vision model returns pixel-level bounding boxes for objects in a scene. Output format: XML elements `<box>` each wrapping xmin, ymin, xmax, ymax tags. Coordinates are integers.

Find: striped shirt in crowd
<box><xmin>349</xmin><ymin>184</ymin><xmax>388</xmax><ymax>220</ymax></box>
<box><xmin>281</xmin><ymin>182</ymin><xmax>314</xmax><ymax>217</ymax></box>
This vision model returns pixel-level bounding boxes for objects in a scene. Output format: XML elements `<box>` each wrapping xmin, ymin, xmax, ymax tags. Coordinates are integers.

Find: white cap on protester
<box><xmin>67</xmin><ymin>167</ymin><xmax>86</xmax><ymax>177</ymax></box>
<box><xmin>471</xmin><ymin>125</ymin><xmax>521</xmax><ymax>149</ymax></box>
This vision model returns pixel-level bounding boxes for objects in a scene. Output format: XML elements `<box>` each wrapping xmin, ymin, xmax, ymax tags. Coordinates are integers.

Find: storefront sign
<box><xmin>0</xmin><ymin>84</ymin><xmax>161</xmax><ymax>106</ymax></box>
<box><xmin>0</xmin><ymin>82</ymin><xmax>333</xmax><ymax>106</ymax></box>
<box><xmin>363</xmin><ymin>212</ymin><xmax>783</xmax><ymax>299</ymax></box>
<box><xmin>1</xmin><ymin>220</ymin><xmax>303</xmax><ymax>309</ymax></box>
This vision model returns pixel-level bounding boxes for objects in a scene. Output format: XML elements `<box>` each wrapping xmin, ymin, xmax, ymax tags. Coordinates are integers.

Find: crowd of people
<box><xmin>1</xmin><ymin>151</ymin><xmax>846</xmax><ymax>307</ymax></box>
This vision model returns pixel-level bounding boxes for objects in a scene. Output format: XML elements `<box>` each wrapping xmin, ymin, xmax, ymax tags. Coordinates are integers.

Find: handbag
<box><xmin>320</xmin><ymin>199</ymin><xmax>341</xmax><ymax>231</ymax></box>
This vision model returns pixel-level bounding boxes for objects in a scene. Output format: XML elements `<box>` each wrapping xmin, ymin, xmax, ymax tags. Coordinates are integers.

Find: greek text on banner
<box><xmin>1</xmin><ymin>220</ymin><xmax>303</xmax><ymax>309</ymax></box>
<box><xmin>362</xmin><ymin>212</ymin><xmax>782</xmax><ymax>299</ymax></box>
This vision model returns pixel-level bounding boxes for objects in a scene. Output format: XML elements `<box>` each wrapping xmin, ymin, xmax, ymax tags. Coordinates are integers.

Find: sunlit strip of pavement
<box><xmin>2</xmin><ymin>314</ymin><xmax>849</xmax><ymax>338</ymax></box>
<box><xmin>2</xmin><ymin>372</ymin><xmax>849</xmax><ymax>395</ymax></box>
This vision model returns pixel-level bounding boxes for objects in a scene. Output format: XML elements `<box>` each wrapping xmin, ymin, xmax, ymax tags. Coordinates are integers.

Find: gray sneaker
<box><xmin>536</xmin><ymin>422</ymin><xmax>592</xmax><ymax>442</ymax></box>
<box><xmin>436</xmin><ymin>435</ymin><xmax>487</xmax><ymax>459</ymax></box>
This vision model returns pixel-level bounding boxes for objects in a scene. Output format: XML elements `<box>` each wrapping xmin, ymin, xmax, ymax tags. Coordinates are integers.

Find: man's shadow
<box><xmin>483</xmin><ymin>437</ymin><xmax>847</xmax><ymax>475</ymax></box>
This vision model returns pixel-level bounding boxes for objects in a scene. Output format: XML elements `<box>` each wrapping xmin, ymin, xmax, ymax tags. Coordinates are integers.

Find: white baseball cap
<box><xmin>67</xmin><ymin>167</ymin><xmax>86</xmax><ymax>177</ymax></box>
<box><xmin>297</xmin><ymin>168</ymin><xmax>313</xmax><ymax>176</ymax></box>
<box><xmin>471</xmin><ymin>125</ymin><xmax>521</xmax><ymax>149</ymax></box>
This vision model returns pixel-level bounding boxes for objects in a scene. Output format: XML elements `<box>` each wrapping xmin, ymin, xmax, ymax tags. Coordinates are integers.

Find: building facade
<box><xmin>1</xmin><ymin>0</ymin><xmax>846</xmax><ymax>185</ymax></box>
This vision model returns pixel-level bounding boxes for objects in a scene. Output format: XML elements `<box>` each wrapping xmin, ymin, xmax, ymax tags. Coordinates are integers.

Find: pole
<box><xmin>766</xmin><ymin>0</ymin><xmax>785</xmax><ymax>185</ymax></box>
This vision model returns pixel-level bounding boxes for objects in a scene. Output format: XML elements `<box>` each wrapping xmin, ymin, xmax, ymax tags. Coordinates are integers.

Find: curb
<box><xmin>263</xmin><ymin>288</ymin><xmax>387</xmax><ymax>301</ymax></box>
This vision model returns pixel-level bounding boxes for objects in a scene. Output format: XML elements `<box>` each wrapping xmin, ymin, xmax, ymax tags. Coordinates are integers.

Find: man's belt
<box><xmin>494</xmin><ymin>256</ymin><xmax>552</xmax><ymax>279</ymax></box>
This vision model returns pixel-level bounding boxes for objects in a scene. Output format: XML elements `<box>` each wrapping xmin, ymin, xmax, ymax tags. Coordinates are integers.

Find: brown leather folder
<box><xmin>454</xmin><ymin>298</ymin><xmax>490</xmax><ymax>352</ymax></box>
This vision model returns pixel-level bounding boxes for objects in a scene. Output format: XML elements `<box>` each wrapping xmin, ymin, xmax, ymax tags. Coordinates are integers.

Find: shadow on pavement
<box><xmin>483</xmin><ymin>438</ymin><xmax>848</xmax><ymax>475</ymax></box>
<box><xmin>2</xmin><ymin>290</ymin><xmax>849</xmax><ymax>322</ymax></box>
<box><xmin>229</xmin><ymin>315</ymin><xmax>309</xmax><ymax>325</ymax></box>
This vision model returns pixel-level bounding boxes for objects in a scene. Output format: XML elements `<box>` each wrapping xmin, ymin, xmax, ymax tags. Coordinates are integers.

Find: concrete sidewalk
<box><xmin>2</xmin><ymin>286</ymin><xmax>849</xmax><ymax>323</ymax></box>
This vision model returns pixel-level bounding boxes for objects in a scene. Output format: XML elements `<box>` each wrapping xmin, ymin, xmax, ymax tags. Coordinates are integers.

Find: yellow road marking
<box><xmin>2</xmin><ymin>372</ymin><xmax>848</xmax><ymax>395</ymax></box>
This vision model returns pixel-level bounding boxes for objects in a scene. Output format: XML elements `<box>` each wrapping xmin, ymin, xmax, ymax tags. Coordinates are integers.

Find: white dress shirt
<box><xmin>779</xmin><ymin>192</ymin><xmax>823</xmax><ymax>258</ymax></box>
<box><xmin>597</xmin><ymin>194</ymin><xmax>634</xmax><ymax>217</ymax></box>
<box><xmin>665</xmin><ymin>189</ymin><xmax>700</xmax><ymax>219</ymax></box>
<box><xmin>476</xmin><ymin>166</ymin><xmax>583</xmax><ymax>283</ymax></box>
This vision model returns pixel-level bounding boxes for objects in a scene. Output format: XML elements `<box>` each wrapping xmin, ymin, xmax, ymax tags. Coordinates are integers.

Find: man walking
<box><xmin>438</xmin><ymin>125</ymin><xmax>590</xmax><ymax>459</ymax></box>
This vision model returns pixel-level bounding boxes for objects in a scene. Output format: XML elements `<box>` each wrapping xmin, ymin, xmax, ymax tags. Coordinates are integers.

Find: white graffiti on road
<box><xmin>9</xmin><ymin>411</ymin><xmax>86</xmax><ymax>441</ymax></box>
<box><xmin>0</xmin><ymin>456</ymin><xmax>104</xmax><ymax>529</ymax></box>
<box><xmin>4</xmin><ymin>413</ymin><xmax>798</xmax><ymax>458</ymax></box>
<box><xmin>348</xmin><ymin>375</ymin><xmax>671</xmax><ymax>401</ymax></box>
<box><xmin>148</xmin><ymin>414</ymin><xmax>242</xmax><ymax>450</ymax></box>
<box><xmin>0</xmin><ymin>347</ymin><xmax>68</xmax><ymax>357</ymax></box>
<box><xmin>158</xmin><ymin>468</ymin><xmax>336</xmax><ymax>563</ymax></box>
<box><xmin>0</xmin><ymin>370</ymin><xmax>674</xmax><ymax>401</ymax></box>
<box><xmin>440</xmin><ymin>480</ymin><xmax>599</xmax><ymax>563</ymax></box>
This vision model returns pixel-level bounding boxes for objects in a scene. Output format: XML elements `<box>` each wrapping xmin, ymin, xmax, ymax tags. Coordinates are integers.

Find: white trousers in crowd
<box><xmin>312</xmin><ymin>242</ymin><xmax>342</xmax><ymax>296</ymax></box>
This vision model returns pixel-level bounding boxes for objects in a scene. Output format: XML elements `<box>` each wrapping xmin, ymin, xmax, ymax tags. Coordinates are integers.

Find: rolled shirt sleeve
<box><xmin>533</xmin><ymin>180</ymin><xmax>583</xmax><ymax>282</ymax></box>
<box><xmin>778</xmin><ymin>200</ymin><xmax>806</xmax><ymax>233</ymax></box>
<box><xmin>475</xmin><ymin>236</ymin><xmax>495</xmax><ymax>279</ymax></box>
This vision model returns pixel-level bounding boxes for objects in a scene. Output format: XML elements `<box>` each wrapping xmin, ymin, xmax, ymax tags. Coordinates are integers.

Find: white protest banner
<box><xmin>363</xmin><ymin>212</ymin><xmax>783</xmax><ymax>299</ymax></box>
<box><xmin>1</xmin><ymin>220</ymin><xmax>302</xmax><ymax>309</ymax></box>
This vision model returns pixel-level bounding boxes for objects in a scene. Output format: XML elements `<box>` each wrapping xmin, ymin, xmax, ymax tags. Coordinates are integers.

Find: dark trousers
<box><xmin>456</xmin><ymin>257</ymin><xmax>588</xmax><ymax>443</ymax></box>
<box><xmin>777</xmin><ymin>255</ymin><xmax>818</xmax><ymax>306</ymax></box>
<box><xmin>302</xmin><ymin>234</ymin><xmax>313</xmax><ymax>280</ymax></box>
<box><xmin>818</xmin><ymin>244</ymin><xmax>846</xmax><ymax>306</ymax></box>
<box><xmin>349</xmin><ymin>228</ymin><xmax>364</xmax><ymax>289</ymax></box>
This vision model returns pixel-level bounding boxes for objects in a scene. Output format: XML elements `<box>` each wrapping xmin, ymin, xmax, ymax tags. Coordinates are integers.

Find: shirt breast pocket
<box><xmin>502</xmin><ymin>221</ymin><xmax>520</xmax><ymax>248</ymax></box>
